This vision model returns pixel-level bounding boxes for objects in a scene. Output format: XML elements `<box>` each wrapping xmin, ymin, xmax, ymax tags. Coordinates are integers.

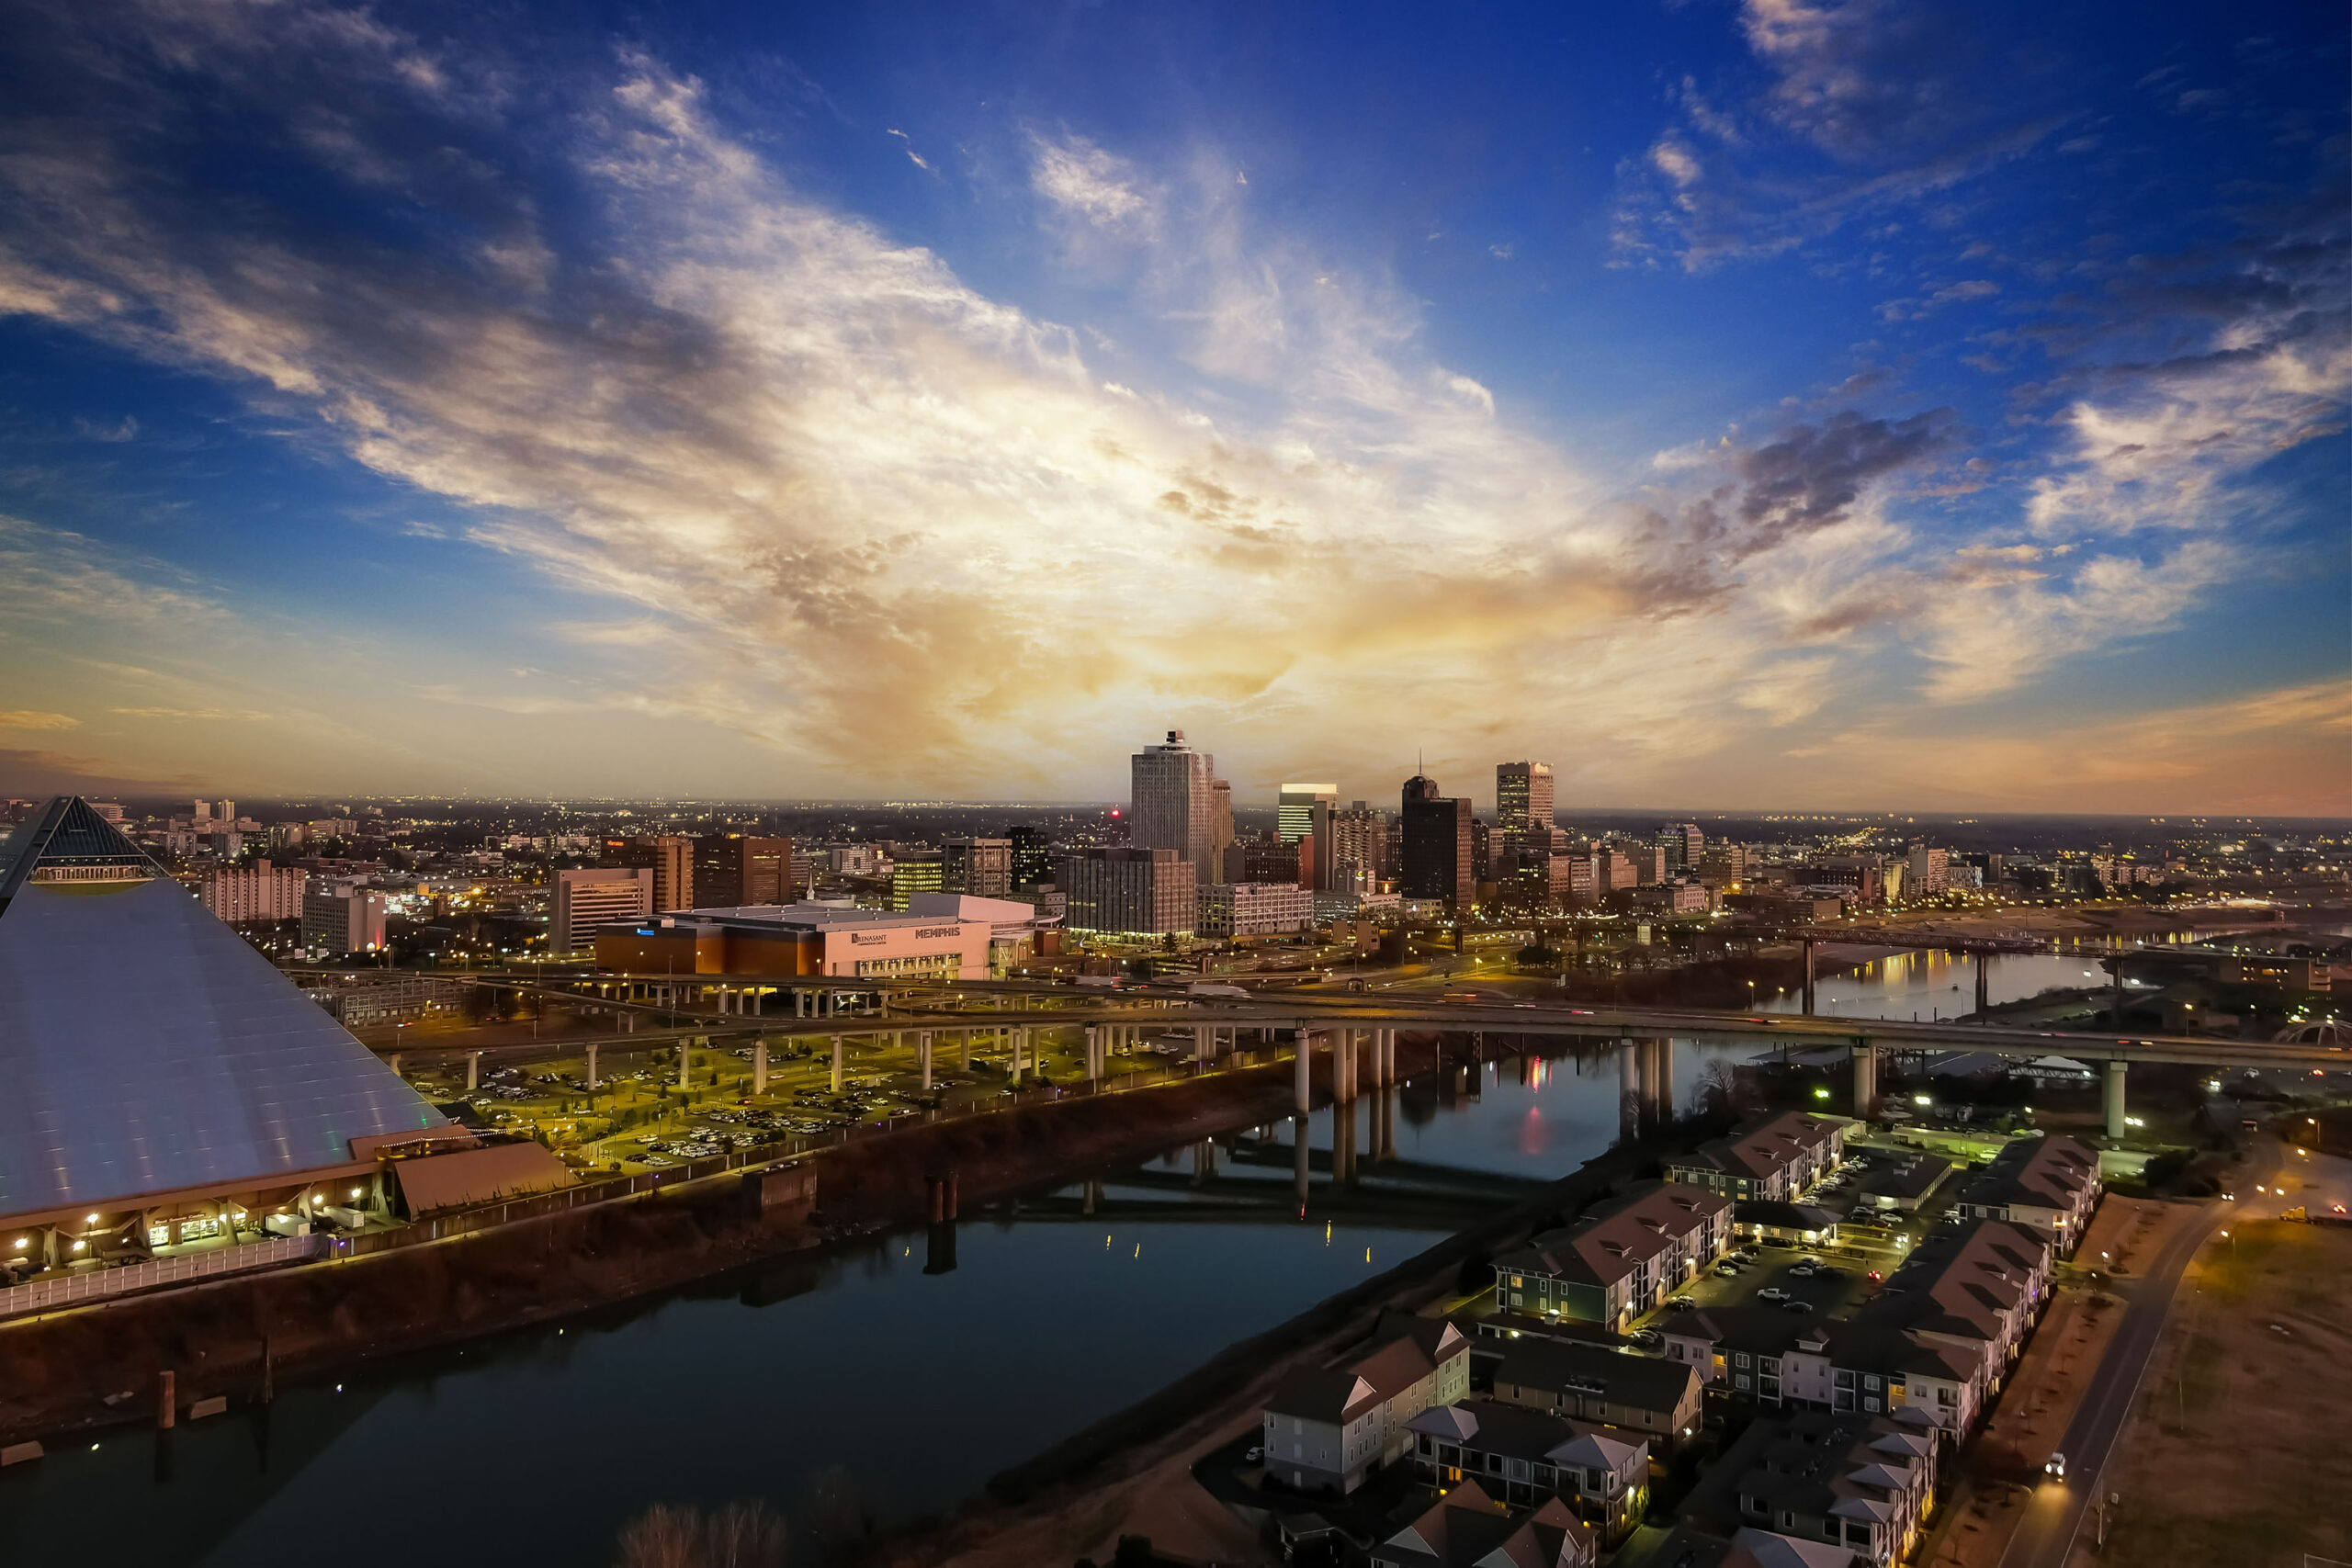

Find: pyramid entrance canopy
<box><xmin>0</xmin><ymin>797</ymin><xmax>448</xmax><ymax>1224</ymax></box>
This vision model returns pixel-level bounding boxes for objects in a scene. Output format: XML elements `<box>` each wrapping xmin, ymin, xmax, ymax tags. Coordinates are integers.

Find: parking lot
<box><xmin>1634</xmin><ymin>1140</ymin><xmax>1959</xmax><ymax>1336</ymax></box>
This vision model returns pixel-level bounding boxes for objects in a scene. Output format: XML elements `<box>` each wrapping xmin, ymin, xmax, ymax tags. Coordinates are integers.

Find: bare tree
<box><xmin>615</xmin><ymin>1502</ymin><xmax>788</xmax><ymax>1568</ymax></box>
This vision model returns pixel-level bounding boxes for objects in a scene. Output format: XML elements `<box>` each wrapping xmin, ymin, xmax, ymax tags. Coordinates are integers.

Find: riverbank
<box><xmin>0</xmin><ymin>1042</ymin><xmax>1467</xmax><ymax>1449</ymax></box>
<box><xmin>864</xmin><ymin>1119</ymin><xmax>1710</xmax><ymax>1567</ymax></box>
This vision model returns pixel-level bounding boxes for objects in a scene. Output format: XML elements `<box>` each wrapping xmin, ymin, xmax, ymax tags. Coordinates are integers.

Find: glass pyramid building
<box><xmin>0</xmin><ymin>797</ymin><xmax>448</xmax><ymax>1226</ymax></box>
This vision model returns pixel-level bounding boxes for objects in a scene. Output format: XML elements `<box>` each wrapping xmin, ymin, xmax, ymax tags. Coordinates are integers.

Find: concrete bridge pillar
<box><xmin>585</xmin><ymin>1042</ymin><xmax>598</xmax><ymax>1091</ymax></box>
<box><xmin>1194</xmin><ymin>1024</ymin><xmax>1210</xmax><ymax>1066</ymax></box>
<box><xmin>1851</xmin><ymin>1042</ymin><xmax>1877</xmax><ymax>1117</ymax></box>
<box><xmin>1643</xmin><ymin>1038</ymin><xmax>1675</xmax><ymax>1126</ymax></box>
<box><xmin>918</xmin><ymin>1031</ymin><xmax>933</xmax><ymax>1091</ymax></box>
<box><xmin>388</xmin><ymin>1052</ymin><xmax>402</xmax><ymax>1077</ymax></box>
<box><xmin>1085</xmin><ymin>1024</ymin><xmax>1102</xmax><ymax>1082</ymax></box>
<box><xmin>467</xmin><ymin>1051</ymin><xmax>481</xmax><ymax>1092</ymax></box>
<box><xmin>1334</xmin><ymin>1100</ymin><xmax>1357</xmax><ymax>1188</ymax></box>
<box><xmin>1294</xmin><ymin>1115</ymin><xmax>1311</xmax><ymax>1211</ymax></box>
<box><xmin>2105</xmin><ymin>1059</ymin><xmax>2128</xmax><ymax>1143</ymax></box>
<box><xmin>752</xmin><ymin>1039</ymin><xmax>766</xmax><ymax>1095</ymax></box>
<box><xmin>677</xmin><ymin>1041</ymin><xmax>692</xmax><ymax>1091</ymax></box>
<box><xmin>1802</xmin><ymin>937</ymin><xmax>1817</xmax><ymax>1016</ymax></box>
<box><xmin>1974</xmin><ymin>954</ymin><xmax>1990</xmax><ymax>1020</ymax></box>
<box><xmin>963</xmin><ymin>1028</ymin><xmax>973</xmax><ymax>1069</ymax></box>
<box><xmin>830</xmin><ymin>1033</ymin><xmax>844</xmax><ymax>1094</ymax></box>
<box><xmin>1376</xmin><ymin>1086</ymin><xmax>1396</xmax><ymax>1161</ymax></box>
<box><xmin>1011</xmin><ymin>1028</ymin><xmax>1026</xmax><ymax>1086</ymax></box>
<box><xmin>1295</xmin><ymin>1029</ymin><xmax>1314</xmax><ymax>1114</ymax></box>
<box><xmin>1617</xmin><ymin>1039</ymin><xmax>1638</xmax><ymax>1139</ymax></box>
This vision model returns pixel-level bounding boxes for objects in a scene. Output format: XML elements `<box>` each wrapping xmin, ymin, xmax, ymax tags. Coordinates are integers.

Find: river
<box><xmin>3</xmin><ymin>1036</ymin><xmax>1766</xmax><ymax>1568</ymax></box>
<box><xmin>1</xmin><ymin>944</ymin><xmax>2128</xmax><ymax>1566</ymax></box>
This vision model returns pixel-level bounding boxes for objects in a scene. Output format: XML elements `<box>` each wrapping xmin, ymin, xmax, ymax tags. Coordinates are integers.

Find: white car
<box><xmin>2045</xmin><ymin>1452</ymin><xmax>2066</xmax><ymax>1481</ymax></box>
<box><xmin>1758</xmin><ymin>1286</ymin><xmax>1791</xmax><ymax>1303</ymax></box>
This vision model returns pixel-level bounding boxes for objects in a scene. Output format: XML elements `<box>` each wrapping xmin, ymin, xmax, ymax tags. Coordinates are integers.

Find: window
<box><xmin>1865</xmin><ymin>1375</ymin><xmax>1881</xmax><ymax>1391</ymax></box>
<box><xmin>1864</xmin><ymin>1397</ymin><xmax>1881</xmax><ymax>1412</ymax></box>
<box><xmin>1736</xmin><ymin>1374</ymin><xmax>1752</xmax><ymax>1390</ymax></box>
<box><xmin>1737</xmin><ymin>1353</ymin><xmax>1752</xmax><ymax>1369</ymax></box>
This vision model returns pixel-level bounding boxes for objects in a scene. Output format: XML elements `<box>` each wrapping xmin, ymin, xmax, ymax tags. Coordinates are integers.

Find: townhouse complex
<box><xmin>1263</xmin><ymin>1315</ymin><xmax>1474</xmax><ymax>1494</ymax></box>
<box><xmin>1665</xmin><ymin>1112</ymin><xmax>1849</xmax><ymax>1202</ymax></box>
<box><xmin>1242</xmin><ymin>1114</ymin><xmax>2106</xmax><ymax>1568</ymax></box>
<box><xmin>1950</xmin><ymin>1134</ymin><xmax>2103</xmax><ymax>1255</ymax></box>
<box><xmin>1493</xmin><ymin>1181</ymin><xmax>1736</xmax><ymax>1329</ymax></box>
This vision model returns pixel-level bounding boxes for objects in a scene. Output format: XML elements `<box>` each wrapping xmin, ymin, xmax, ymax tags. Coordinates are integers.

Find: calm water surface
<box><xmin>4</xmin><ymin>1040</ymin><xmax>1754</xmax><ymax>1568</ymax></box>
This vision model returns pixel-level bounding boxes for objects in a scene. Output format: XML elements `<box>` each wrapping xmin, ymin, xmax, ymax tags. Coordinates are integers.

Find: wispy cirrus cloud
<box><xmin>0</xmin><ymin>0</ymin><xmax>2336</xmax><ymax>805</ymax></box>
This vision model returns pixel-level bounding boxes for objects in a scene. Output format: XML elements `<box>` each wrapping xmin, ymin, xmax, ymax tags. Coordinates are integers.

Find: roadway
<box><xmin>358</xmin><ymin>986</ymin><xmax>2352</xmax><ymax>1074</ymax></box>
<box><xmin>1996</xmin><ymin>1142</ymin><xmax>2283</xmax><ymax>1568</ymax></box>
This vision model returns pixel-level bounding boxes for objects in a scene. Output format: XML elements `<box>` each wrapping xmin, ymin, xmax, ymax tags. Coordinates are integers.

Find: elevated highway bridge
<box><xmin>333</xmin><ymin>965</ymin><xmax>2346</xmax><ymax>1144</ymax></box>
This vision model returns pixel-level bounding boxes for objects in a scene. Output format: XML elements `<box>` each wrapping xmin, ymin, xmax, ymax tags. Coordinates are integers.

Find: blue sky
<box><xmin>0</xmin><ymin>0</ymin><xmax>2344</xmax><ymax>811</ymax></box>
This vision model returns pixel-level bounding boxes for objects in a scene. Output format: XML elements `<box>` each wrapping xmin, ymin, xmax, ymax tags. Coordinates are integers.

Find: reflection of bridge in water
<box><xmin>991</xmin><ymin>1091</ymin><xmax>1555</xmax><ymax>1235</ymax></box>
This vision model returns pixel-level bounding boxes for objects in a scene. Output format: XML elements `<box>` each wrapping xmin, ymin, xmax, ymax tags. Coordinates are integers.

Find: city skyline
<box><xmin>0</xmin><ymin>2</ymin><xmax>2344</xmax><ymax>814</ymax></box>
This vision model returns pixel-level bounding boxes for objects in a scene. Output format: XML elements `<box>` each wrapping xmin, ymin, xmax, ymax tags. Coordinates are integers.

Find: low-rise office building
<box><xmin>1196</xmin><ymin>879</ymin><xmax>1316</xmax><ymax>938</ymax></box>
<box><xmin>1262</xmin><ymin>1314</ymin><xmax>1472</xmax><ymax>1495</ymax></box>
<box><xmin>1059</xmin><ymin>845</ymin><xmax>1196</xmax><ymax>936</ymax></box>
<box><xmin>1667</xmin><ymin>1112</ymin><xmax>1849</xmax><ymax>1202</ymax></box>
<box><xmin>593</xmin><ymin>903</ymin><xmax>991</xmax><ymax>980</ymax></box>
<box><xmin>1407</xmin><ymin>1399</ymin><xmax>1648</xmax><ymax>1544</ymax></box>
<box><xmin>1493</xmin><ymin>1181</ymin><xmax>1734</xmax><ymax>1329</ymax></box>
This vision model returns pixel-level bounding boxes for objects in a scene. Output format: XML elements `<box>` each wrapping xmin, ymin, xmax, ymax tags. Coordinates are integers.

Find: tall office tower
<box><xmin>1658</xmin><ymin>822</ymin><xmax>1703</xmax><ymax>874</ymax></box>
<box><xmin>1315</xmin><ymin>800</ymin><xmax>1389</xmax><ymax>892</ymax></box>
<box><xmin>1004</xmin><ymin>825</ymin><xmax>1054</xmax><ymax>891</ymax></box>
<box><xmin>1276</xmin><ymin>783</ymin><xmax>1337</xmax><ymax>844</ymax></box>
<box><xmin>942</xmin><ymin>838</ymin><xmax>1013</xmax><ymax>897</ymax></box>
<box><xmin>1131</xmin><ymin>729</ymin><xmax>1218</xmax><ymax>882</ymax></box>
<box><xmin>192</xmin><ymin>799</ymin><xmax>212</xmax><ymax>825</ymax></box>
<box><xmin>218</xmin><ymin>799</ymin><xmax>237</xmax><ymax>826</ymax></box>
<box><xmin>1401</xmin><ymin>773</ymin><xmax>1475</xmax><ymax>908</ymax></box>
<box><xmin>1058</xmin><ymin>846</ymin><xmax>1197</xmax><ymax>935</ymax></box>
<box><xmin>553</xmin><ymin>866</ymin><xmax>654</xmax><ymax>953</ymax></box>
<box><xmin>605</xmin><ymin>835</ymin><xmax>694</xmax><ymax>912</ymax></box>
<box><xmin>1209</xmin><ymin>779</ymin><xmax>1236</xmax><ymax>872</ymax></box>
<box><xmin>1905</xmin><ymin>843</ymin><xmax>1949</xmax><ymax>896</ymax></box>
<box><xmin>889</xmin><ymin>853</ymin><xmax>944</xmax><ymax>911</ymax></box>
<box><xmin>693</xmin><ymin>832</ymin><xmax>791</xmax><ymax>907</ymax></box>
<box><xmin>1470</xmin><ymin>818</ymin><xmax>1491</xmax><ymax>884</ymax></box>
<box><xmin>1495</xmin><ymin>761</ymin><xmax>1555</xmax><ymax>862</ymax></box>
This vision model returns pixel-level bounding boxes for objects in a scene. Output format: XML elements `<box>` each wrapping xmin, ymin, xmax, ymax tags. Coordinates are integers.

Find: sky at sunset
<box><xmin>0</xmin><ymin>1</ymin><xmax>2345</xmax><ymax>813</ymax></box>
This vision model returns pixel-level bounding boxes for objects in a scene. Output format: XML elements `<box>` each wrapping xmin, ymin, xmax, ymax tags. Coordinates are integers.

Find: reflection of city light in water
<box><xmin>1519</xmin><ymin>1107</ymin><xmax>1548</xmax><ymax>1158</ymax></box>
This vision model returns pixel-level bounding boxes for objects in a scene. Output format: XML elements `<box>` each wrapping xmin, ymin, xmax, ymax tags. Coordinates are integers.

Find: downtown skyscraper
<box><xmin>1130</xmin><ymin>730</ymin><xmax>1222</xmax><ymax>884</ymax></box>
<box><xmin>1496</xmin><ymin>761</ymin><xmax>1555</xmax><ymax>862</ymax></box>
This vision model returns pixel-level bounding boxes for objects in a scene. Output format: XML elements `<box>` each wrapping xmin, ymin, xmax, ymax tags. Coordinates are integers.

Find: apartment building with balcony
<box><xmin>1492</xmin><ymin>1181</ymin><xmax>1734</xmax><ymax>1329</ymax></box>
<box><xmin>1406</xmin><ymin>1399</ymin><xmax>1648</xmax><ymax>1546</ymax></box>
<box><xmin>1666</xmin><ymin>1111</ymin><xmax>1849</xmax><ymax>1203</ymax></box>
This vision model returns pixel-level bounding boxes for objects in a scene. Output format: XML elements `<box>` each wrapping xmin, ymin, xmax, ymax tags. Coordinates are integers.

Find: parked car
<box><xmin>1664</xmin><ymin>1297</ymin><xmax>1698</xmax><ymax>1312</ymax></box>
<box><xmin>1782</xmin><ymin>1300</ymin><xmax>1816</xmax><ymax>1314</ymax></box>
<box><xmin>1245</xmin><ymin>1445</ymin><xmax>1264</xmax><ymax>1463</ymax></box>
<box><xmin>1757</xmin><ymin>1286</ymin><xmax>1791</xmax><ymax>1303</ymax></box>
<box><xmin>1628</xmin><ymin>1329</ymin><xmax>1663</xmax><ymax>1348</ymax></box>
<box><xmin>1789</xmin><ymin>1264</ymin><xmax>1816</xmax><ymax>1278</ymax></box>
<box><xmin>1714</xmin><ymin>1264</ymin><xmax>1743</xmax><ymax>1278</ymax></box>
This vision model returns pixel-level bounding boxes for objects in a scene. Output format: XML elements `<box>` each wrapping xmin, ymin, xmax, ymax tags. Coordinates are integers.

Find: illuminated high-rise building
<box><xmin>1496</xmin><ymin>761</ymin><xmax>1555</xmax><ymax>862</ymax></box>
<box><xmin>1130</xmin><ymin>730</ymin><xmax>1219</xmax><ymax>883</ymax></box>
<box><xmin>1276</xmin><ymin>783</ymin><xmax>1337</xmax><ymax>845</ymax></box>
